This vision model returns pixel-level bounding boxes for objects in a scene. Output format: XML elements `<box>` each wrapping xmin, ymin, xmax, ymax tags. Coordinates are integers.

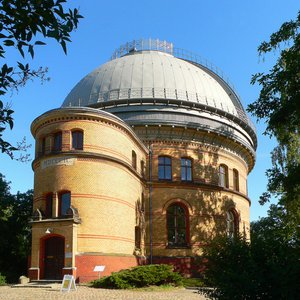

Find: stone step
<box><xmin>11</xmin><ymin>280</ymin><xmax>62</xmax><ymax>288</ymax></box>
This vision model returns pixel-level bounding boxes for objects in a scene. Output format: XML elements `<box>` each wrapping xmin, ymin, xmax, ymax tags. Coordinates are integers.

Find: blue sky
<box><xmin>1</xmin><ymin>0</ymin><xmax>299</xmax><ymax>221</ymax></box>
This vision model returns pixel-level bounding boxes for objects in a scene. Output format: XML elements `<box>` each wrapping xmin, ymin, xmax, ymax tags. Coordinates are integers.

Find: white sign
<box><xmin>61</xmin><ymin>275</ymin><xmax>76</xmax><ymax>293</ymax></box>
<box><xmin>94</xmin><ymin>265</ymin><xmax>105</xmax><ymax>272</ymax></box>
<box><xmin>42</xmin><ymin>157</ymin><xmax>76</xmax><ymax>169</ymax></box>
<box><xmin>94</xmin><ymin>265</ymin><xmax>105</xmax><ymax>279</ymax></box>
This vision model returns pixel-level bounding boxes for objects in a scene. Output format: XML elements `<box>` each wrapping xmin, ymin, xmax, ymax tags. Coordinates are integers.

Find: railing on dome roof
<box><xmin>110</xmin><ymin>38</ymin><xmax>174</xmax><ymax>59</ymax></box>
<box><xmin>110</xmin><ymin>38</ymin><xmax>256</xmax><ymax>133</ymax></box>
<box><xmin>110</xmin><ymin>39</ymin><xmax>238</xmax><ymax>98</ymax></box>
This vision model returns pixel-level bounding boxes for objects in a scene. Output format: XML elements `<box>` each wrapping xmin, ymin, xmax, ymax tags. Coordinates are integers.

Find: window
<box><xmin>227</xmin><ymin>210</ymin><xmax>238</xmax><ymax>239</ymax></box>
<box><xmin>233</xmin><ymin>169</ymin><xmax>239</xmax><ymax>191</ymax></box>
<box><xmin>181</xmin><ymin>158</ymin><xmax>192</xmax><ymax>181</ymax></box>
<box><xmin>135</xmin><ymin>226</ymin><xmax>141</xmax><ymax>250</ymax></box>
<box><xmin>45</xmin><ymin>193</ymin><xmax>53</xmax><ymax>218</ymax></box>
<box><xmin>140</xmin><ymin>160</ymin><xmax>145</xmax><ymax>178</ymax></box>
<box><xmin>158</xmin><ymin>156</ymin><xmax>172</xmax><ymax>180</ymax></box>
<box><xmin>54</xmin><ymin>132</ymin><xmax>62</xmax><ymax>152</ymax></box>
<box><xmin>167</xmin><ymin>203</ymin><xmax>188</xmax><ymax>247</ymax></box>
<box><xmin>132</xmin><ymin>150</ymin><xmax>137</xmax><ymax>170</ymax></box>
<box><xmin>59</xmin><ymin>192</ymin><xmax>71</xmax><ymax>216</ymax></box>
<box><xmin>41</xmin><ymin>137</ymin><xmax>46</xmax><ymax>154</ymax></box>
<box><xmin>219</xmin><ymin>164</ymin><xmax>229</xmax><ymax>188</ymax></box>
<box><xmin>72</xmin><ymin>130</ymin><xmax>83</xmax><ymax>150</ymax></box>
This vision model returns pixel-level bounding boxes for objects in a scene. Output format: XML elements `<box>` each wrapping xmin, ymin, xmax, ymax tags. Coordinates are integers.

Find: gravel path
<box><xmin>0</xmin><ymin>285</ymin><xmax>208</xmax><ymax>300</ymax></box>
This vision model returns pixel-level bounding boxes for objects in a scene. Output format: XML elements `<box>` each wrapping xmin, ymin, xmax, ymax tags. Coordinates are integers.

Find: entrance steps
<box><xmin>12</xmin><ymin>280</ymin><xmax>62</xmax><ymax>288</ymax></box>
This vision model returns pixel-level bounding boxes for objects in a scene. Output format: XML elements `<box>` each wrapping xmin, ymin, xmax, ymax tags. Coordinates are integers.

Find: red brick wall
<box><xmin>152</xmin><ymin>256</ymin><xmax>205</xmax><ymax>277</ymax></box>
<box><xmin>75</xmin><ymin>255</ymin><xmax>145</xmax><ymax>282</ymax></box>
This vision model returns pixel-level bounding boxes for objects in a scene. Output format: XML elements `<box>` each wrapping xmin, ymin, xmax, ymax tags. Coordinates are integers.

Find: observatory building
<box><xmin>29</xmin><ymin>39</ymin><xmax>257</xmax><ymax>282</ymax></box>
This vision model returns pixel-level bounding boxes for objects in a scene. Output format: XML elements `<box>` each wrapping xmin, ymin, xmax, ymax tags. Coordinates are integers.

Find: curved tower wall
<box><xmin>29</xmin><ymin>108</ymin><xmax>147</xmax><ymax>281</ymax></box>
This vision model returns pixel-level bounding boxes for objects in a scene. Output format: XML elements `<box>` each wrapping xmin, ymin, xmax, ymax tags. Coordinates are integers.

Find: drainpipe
<box><xmin>149</xmin><ymin>143</ymin><xmax>153</xmax><ymax>264</ymax></box>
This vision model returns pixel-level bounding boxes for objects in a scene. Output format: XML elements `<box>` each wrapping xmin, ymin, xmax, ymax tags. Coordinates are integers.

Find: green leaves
<box><xmin>248</xmin><ymin>10</ymin><xmax>300</xmax><ymax>232</ymax></box>
<box><xmin>0</xmin><ymin>173</ymin><xmax>33</xmax><ymax>283</ymax></box>
<box><xmin>0</xmin><ymin>0</ymin><xmax>83</xmax><ymax>159</ymax></box>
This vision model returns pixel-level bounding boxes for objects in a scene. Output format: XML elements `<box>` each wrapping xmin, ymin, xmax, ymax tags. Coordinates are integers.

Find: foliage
<box><xmin>200</xmin><ymin>228</ymin><xmax>300</xmax><ymax>299</ymax></box>
<box><xmin>0</xmin><ymin>173</ymin><xmax>33</xmax><ymax>283</ymax></box>
<box><xmin>0</xmin><ymin>273</ymin><xmax>6</xmax><ymax>285</ymax></box>
<box><xmin>91</xmin><ymin>264</ymin><xmax>183</xmax><ymax>289</ymax></box>
<box><xmin>182</xmin><ymin>277</ymin><xmax>205</xmax><ymax>287</ymax></box>
<box><xmin>247</xmin><ymin>10</ymin><xmax>300</xmax><ymax>237</ymax></box>
<box><xmin>0</xmin><ymin>0</ymin><xmax>82</xmax><ymax>159</ymax></box>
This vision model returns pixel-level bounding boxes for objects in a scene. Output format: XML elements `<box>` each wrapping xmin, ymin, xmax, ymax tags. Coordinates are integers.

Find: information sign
<box><xmin>61</xmin><ymin>275</ymin><xmax>77</xmax><ymax>292</ymax></box>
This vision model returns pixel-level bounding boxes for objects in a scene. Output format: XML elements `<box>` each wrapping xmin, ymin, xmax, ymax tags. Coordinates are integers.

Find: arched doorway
<box><xmin>43</xmin><ymin>236</ymin><xmax>65</xmax><ymax>279</ymax></box>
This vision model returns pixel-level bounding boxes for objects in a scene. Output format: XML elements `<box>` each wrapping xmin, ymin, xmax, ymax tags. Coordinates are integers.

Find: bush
<box><xmin>182</xmin><ymin>277</ymin><xmax>205</xmax><ymax>287</ymax></box>
<box><xmin>201</xmin><ymin>233</ymin><xmax>300</xmax><ymax>300</ymax></box>
<box><xmin>91</xmin><ymin>264</ymin><xmax>183</xmax><ymax>289</ymax></box>
<box><xmin>0</xmin><ymin>273</ymin><xmax>6</xmax><ymax>285</ymax></box>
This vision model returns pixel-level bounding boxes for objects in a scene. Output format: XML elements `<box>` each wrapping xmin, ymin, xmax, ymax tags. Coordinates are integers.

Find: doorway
<box><xmin>43</xmin><ymin>236</ymin><xmax>64</xmax><ymax>279</ymax></box>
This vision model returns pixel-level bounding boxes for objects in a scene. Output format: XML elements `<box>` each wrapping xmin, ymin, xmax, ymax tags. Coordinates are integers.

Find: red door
<box><xmin>44</xmin><ymin>236</ymin><xmax>64</xmax><ymax>279</ymax></box>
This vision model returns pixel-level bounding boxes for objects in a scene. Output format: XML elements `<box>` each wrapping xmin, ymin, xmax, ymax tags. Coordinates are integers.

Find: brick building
<box><xmin>29</xmin><ymin>39</ymin><xmax>257</xmax><ymax>282</ymax></box>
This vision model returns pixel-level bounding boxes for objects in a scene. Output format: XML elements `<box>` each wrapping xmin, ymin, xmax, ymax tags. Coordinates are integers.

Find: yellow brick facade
<box><xmin>29</xmin><ymin>107</ymin><xmax>253</xmax><ymax>281</ymax></box>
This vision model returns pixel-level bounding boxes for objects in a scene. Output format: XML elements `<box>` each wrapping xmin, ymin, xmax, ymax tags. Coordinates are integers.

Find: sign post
<box><xmin>61</xmin><ymin>275</ymin><xmax>77</xmax><ymax>292</ymax></box>
<box><xmin>93</xmin><ymin>265</ymin><xmax>105</xmax><ymax>279</ymax></box>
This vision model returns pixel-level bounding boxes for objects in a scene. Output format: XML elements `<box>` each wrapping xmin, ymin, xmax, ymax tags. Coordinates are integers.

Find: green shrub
<box><xmin>182</xmin><ymin>277</ymin><xmax>205</xmax><ymax>287</ymax></box>
<box><xmin>0</xmin><ymin>273</ymin><xmax>6</xmax><ymax>285</ymax></box>
<box><xmin>91</xmin><ymin>264</ymin><xmax>183</xmax><ymax>289</ymax></box>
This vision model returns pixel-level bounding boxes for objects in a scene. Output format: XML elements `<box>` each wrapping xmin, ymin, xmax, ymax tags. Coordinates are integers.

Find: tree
<box><xmin>248</xmin><ymin>11</ymin><xmax>300</xmax><ymax>239</ymax></box>
<box><xmin>0</xmin><ymin>173</ymin><xmax>33</xmax><ymax>282</ymax></box>
<box><xmin>0</xmin><ymin>0</ymin><xmax>82</xmax><ymax>159</ymax></box>
<box><xmin>198</xmin><ymin>13</ymin><xmax>300</xmax><ymax>299</ymax></box>
<box><xmin>200</xmin><ymin>218</ymin><xmax>300</xmax><ymax>300</ymax></box>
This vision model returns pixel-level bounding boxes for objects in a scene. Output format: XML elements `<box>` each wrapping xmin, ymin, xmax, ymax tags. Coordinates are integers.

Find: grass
<box><xmin>182</xmin><ymin>278</ymin><xmax>205</xmax><ymax>287</ymax></box>
<box><xmin>131</xmin><ymin>284</ymin><xmax>184</xmax><ymax>292</ymax></box>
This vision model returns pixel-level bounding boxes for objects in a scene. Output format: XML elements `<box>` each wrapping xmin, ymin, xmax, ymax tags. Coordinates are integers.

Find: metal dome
<box><xmin>62</xmin><ymin>39</ymin><xmax>257</xmax><ymax>152</ymax></box>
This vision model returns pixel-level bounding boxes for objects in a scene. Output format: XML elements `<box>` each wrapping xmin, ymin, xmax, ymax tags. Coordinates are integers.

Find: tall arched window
<box><xmin>219</xmin><ymin>164</ymin><xmax>229</xmax><ymax>188</ymax></box>
<box><xmin>181</xmin><ymin>158</ymin><xmax>192</xmax><ymax>181</ymax></box>
<box><xmin>41</xmin><ymin>137</ymin><xmax>46</xmax><ymax>155</ymax></box>
<box><xmin>158</xmin><ymin>156</ymin><xmax>172</xmax><ymax>180</ymax></box>
<box><xmin>45</xmin><ymin>193</ymin><xmax>53</xmax><ymax>218</ymax></box>
<box><xmin>59</xmin><ymin>191</ymin><xmax>71</xmax><ymax>217</ymax></box>
<box><xmin>132</xmin><ymin>150</ymin><xmax>137</xmax><ymax>170</ymax></box>
<box><xmin>140</xmin><ymin>160</ymin><xmax>145</xmax><ymax>178</ymax></box>
<box><xmin>227</xmin><ymin>210</ymin><xmax>238</xmax><ymax>239</ymax></box>
<box><xmin>233</xmin><ymin>169</ymin><xmax>239</xmax><ymax>191</ymax></box>
<box><xmin>54</xmin><ymin>131</ymin><xmax>62</xmax><ymax>152</ymax></box>
<box><xmin>167</xmin><ymin>203</ymin><xmax>189</xmax><ymax>247</ymax></box>
<box><xmin>72</xmin><ymin>130</ymin><xmax>83</xmax><ymax>150</ymax></box>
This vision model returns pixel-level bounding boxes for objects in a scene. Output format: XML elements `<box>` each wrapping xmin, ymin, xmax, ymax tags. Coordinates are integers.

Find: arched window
<box><xmin>59</xmin><ymin>191</ymin><xmax>71</xmax><ymax>217</ymax></box>
<box><xmin>227</xmin><ymin>210</ymin><xmax>238</xmax><ymax>239</ymax></box>
<box><xmin>158</xmin><ymin>156</ymin><xmax>172</xmax><ymax>180</ymax></box>
<box><xmin>219</xmin><ymin>164</ymin><xmax>229</xmax><ymax>188</ymax></box>
<box><xmin>167</xmin><ymin>203</ymin><xmax>189</xmax><ymax>247</ymax></box>
<box><xmin>45</xmin><ymin>193</ymin><xmax>53</xmax><ymax>218</ymax></box>
<box><xmin>41</xmin><ymin>137</ymin><xmax>46</xmax><ymax>155</ymax></box>
<box><xmin>233</xmin><ymin>169</ymin><xmax>239</xmax><ymax>191</ymax></box>
<box><xmin>132</xmin><ymin>150</ymin><xmax>137</xmax><ymax>170</ymax></box>
<box><xmin>181</xmin><ymin>158</ymin><xmax>192</xmax><ymax>181</ymax></box>
<box><xmin>53</xmin><ymin>131</ymin><xmax>62</xmax><ymax>152</ymax></box>
<box><xmin>72</xmin><ymin>130</ymin><xmax>83</xmax><ymax>150</ymax></box>
<box><xmin>140</xmin><ymin>160</ymin><xmax>145</xmax><ymax>178</ymax></box>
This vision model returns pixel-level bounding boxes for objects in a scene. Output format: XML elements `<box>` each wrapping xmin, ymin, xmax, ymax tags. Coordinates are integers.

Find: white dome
<box><xmin>63</xmin><ymin>50</ymin><xmax>242</xmax><ymax>117</ymax></box>
<box><xmin>62</xmin><ymin>41</ymin><xmax>257</xmax><ymax>153</ymax></box>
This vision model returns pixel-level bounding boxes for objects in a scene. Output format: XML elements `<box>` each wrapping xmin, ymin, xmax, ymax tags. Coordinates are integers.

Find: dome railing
<box><xmin>110</xmin><ymin>38</ymin><xmax>242</xmax><ymax>108</ymax></box>
<box><xmin>78</xmin><ymin>87</ymin><xmax>256</xmax><ymax>134</ymax></box>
